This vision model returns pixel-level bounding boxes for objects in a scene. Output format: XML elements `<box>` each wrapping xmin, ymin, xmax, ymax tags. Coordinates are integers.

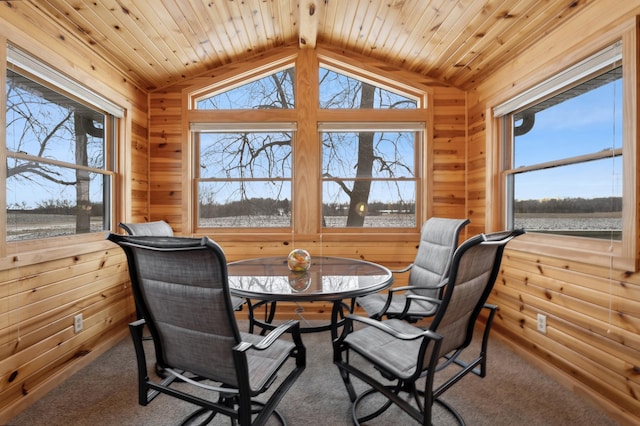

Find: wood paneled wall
<box><xmin>0</xmin><ymin>3</ymin><xmax>148</xmax><ymax>423</ymax></box>
<box><xmin>467</xmin><ymin>2</ymin><xmax>640</xmax><ymax>424</ymax></box>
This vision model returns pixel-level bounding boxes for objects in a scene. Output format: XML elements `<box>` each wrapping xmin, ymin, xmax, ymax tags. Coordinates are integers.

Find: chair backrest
<box><xmin>408</xmin><ymin>217</ymin><xmax>470</xmax><ymax>297</ymax></box>
<box><xmin>107</xmin><ymin>234</ymin><xmax>242</xmax><ymax>386</ymax></box>
<box><xmin>119</xmin><ymin>220</ymin><xmax>174</xmax><ymax>236</ymax></box>
<box><xmin>428</xmin><ymin>229</ymin><xmax>524</xmax><ymax>359</ymax></box>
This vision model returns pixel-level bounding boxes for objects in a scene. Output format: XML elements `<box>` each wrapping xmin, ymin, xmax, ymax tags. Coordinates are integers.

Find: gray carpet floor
<box><xmin>8</xmin><ymin>321</ymin><xmax>619</xmax><ymax>425</ymax></box>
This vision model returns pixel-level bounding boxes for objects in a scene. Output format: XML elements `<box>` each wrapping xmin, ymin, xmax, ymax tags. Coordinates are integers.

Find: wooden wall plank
<box><xmin>0</xmin><ymin>3</ymin><xmax>145</xmax><ymax>422</ymax></box>
<box><xmin>468</xmin><ymin>6</ymin><xmax>640</xmax><ymax>423</ymax></box>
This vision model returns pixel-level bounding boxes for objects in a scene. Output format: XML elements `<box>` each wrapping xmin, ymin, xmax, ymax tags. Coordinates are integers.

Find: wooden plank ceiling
<box><xmin>18</xmin><ymin>0</ymin><xmax>593</xmax><ymax>92</ymax></box>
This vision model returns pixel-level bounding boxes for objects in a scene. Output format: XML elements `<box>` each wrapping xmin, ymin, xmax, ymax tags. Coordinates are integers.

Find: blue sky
<box><xmin>513</xmin><ymin>79</ymin><xmax>622</xmax><ymax>201</ymax></box>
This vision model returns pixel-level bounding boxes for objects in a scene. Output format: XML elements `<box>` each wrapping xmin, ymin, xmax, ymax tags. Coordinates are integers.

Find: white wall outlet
<box><xmin>74</xmin><ymin>313</ymin><xmax>83</xmax><ymax>333</ymax></box>
<box><xmin>537</xmin><ymin>313</ymin><xmax>547</xmax><ymax>334</ymax></box>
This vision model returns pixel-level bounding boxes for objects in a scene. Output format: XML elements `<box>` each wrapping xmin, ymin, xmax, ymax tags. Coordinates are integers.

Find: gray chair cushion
<box><xmin>108</xmin><ymin>233</ymin><xmax>306</xmax><ymax>425</ymax></box>
<box><xmin>358</xmin><ymin>217</ymin><xmax>469</xmax><ymax>319</ymax></box>
<box><xmin>119</xmin><ymin>220</ymin><xmax>174</xmax><ymax>236</ymax></box>
<box><xmin>344</xmin><ymin>318</ymin><xmax>423</xmax><ymax>379</ymax></box>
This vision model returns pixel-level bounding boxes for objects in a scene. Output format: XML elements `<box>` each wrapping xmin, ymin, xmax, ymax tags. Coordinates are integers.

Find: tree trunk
<box><xmin>346</xmin><ymin>83</ymin><xmax>375</xmax><ymax>226</ymax></box>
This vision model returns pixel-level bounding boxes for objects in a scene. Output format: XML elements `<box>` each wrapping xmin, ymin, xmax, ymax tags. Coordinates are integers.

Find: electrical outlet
<box><xmin>537</xmin><ymin>313</ymin><xmax>547</xmax><ymax>334</ymax></box>
<box><xmin>74</xmin><ymin>313</ymin><xmax>83</xmax><ymax>333</ymax></box>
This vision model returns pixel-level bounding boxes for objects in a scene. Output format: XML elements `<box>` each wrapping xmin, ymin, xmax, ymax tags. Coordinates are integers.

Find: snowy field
<box><xmin>6</xmin><ymin>212</ymin><xmax>622</xmax><ymax>241</ymax></box>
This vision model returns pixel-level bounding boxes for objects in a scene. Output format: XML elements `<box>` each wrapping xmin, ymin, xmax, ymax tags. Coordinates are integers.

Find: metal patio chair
<box><xmin>119</xmin><ymin>221</ymin><xmax>245</xmax><ymax>311</ymax></box>
<box><xmin>334</xmin><ymin>229</ymin><xmax>524</xmax><ymax>425</ymax></box>
<box><xmin>357</xmin><ymin>217</ymin><xmax>469</xmax><ymax>321</ymax></box>
<box><xmin>107</xmin><ymin>233</ymin><xmax>306</xmax><ymax>426</ymax></box>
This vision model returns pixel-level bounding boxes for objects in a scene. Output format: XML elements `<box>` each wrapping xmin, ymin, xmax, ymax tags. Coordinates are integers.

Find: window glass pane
<box><xmin>6</xmin><ymin>67</ymin><xmax>112</xmax><ymax>242</ymax></box>
<box><xmin>7</xmin><ymin>70</ymin><xmax>106</xmax><ymax>167</ymax></box>
<box><xmin>322</xmin><ymin>131</ymin><xmax>415</xmax><ymax>178</ymax></box>
<box><xmin>514</xmin><ymin>67</ymin><xmax>622</xmax><ymax>167</ymax></box>
<box><xmin>196</xmin><ymin>67</ymin><xmax>294</xmax><ymax>109</ymax></box>
<box><xmin>319</xmin><ymin>67</ymin><xmax>417</xmax><ymax>109</ymax></box>
<box><xmin>323</xmin><ymin>180</ymin><xmax>416</xmax><ymax>228</ymax></box>
<box><xmin>198</xmin><ymin>181</ymin><xmax>291</xmax><ymax>228</ymax></box>
<box><xmin>321</xmin><ymin>130</ymin><xmax>417</xmax><ymax>228</ymax></box>
<box><xmin>7</xmin><ymin>167</ymin><xmax>109</xmax><ymax>240</ymax></box>
<box><xmin>199</xmin><ymin>131</ymin><xmax>292</xmax><ymax>178</ymax></box>
<box><xmin>197</xmin><ymin>130</ymin><xmax>292</xmax><ymax>228</ymax></box>
<box><xmin>513</xmin><ymin>157</ymin><xmax>622</xmax><ymax>240</ymax></box>
<box><xmin>506</xmin><ymin>60</ymin><xmax>623</xmax><ymax>241</ymax></box>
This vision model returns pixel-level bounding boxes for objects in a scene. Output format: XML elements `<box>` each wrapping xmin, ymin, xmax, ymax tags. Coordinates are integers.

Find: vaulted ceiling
<box><xmin>19</xmin><ymin>0</ymin><xmax>593</xmax><ymax>91</ymax></box>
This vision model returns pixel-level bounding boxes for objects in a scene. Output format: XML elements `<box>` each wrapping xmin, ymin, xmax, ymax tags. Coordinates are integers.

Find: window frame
<box><xmin>4</xmin><ymin>46</ymin><xmax>119</xmax><ymax>249</ymax></box>
<box><xmin>318</xmin><ymin>121</ymin><xmax>423</xmax><ymax>230</ymax></box>
<box><xmin>493</xmin><ymin>39</ymin><xmax>638</xmax><ymax>271</ymax></box>
<box><xmin>191</xmin><ymin>122</ymin><xmax>296</xmax><ymax>231</ymax></box>
<box><xmin>185</xmin><ymin>51</ymin><xmax>430</xmax><ymax>237</ymax></box>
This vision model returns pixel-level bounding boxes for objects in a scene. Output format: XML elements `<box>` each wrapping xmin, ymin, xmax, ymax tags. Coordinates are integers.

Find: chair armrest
<box><xmin>405</xmin><ymin>294</ymin><xmax>443</xmax><ymax>305</ymax></box>
<box><xmin>388</xmin><ymin>285</ymin><xmax>416</xmax><ymax>293</ymax></box>
<box><xmin>373</xmin><ymin>285</ymin><xmax>427</xmax><ymax>319</ymax></box>
<box><xmin>345</xmin><ymin>314</ymin><xmax>439</xmax><ymax>342</ymax></box>
<box><xmin>235</xmin><ymin>319</ymin><xmax>301</xmax><ymax>352</ymax></box>
<box><xmin>389</xmin><ymin>263</ymin><xmax>414</xmax><ymax>274</ymax></box>
<box><xmin>373</xmin><ymin>279</ymin><xmax>447</xmax><ymax>319</ymax></box>
<box><xmin>400</xmin><ymin>294</ymin><xmax>442</xmax><ymax>318</ymax></box>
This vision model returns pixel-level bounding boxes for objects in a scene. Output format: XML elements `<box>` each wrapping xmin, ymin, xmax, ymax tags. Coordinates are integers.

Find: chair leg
<box><xmin>351</xmin><ymin>386</ymin><xmax>396</xmax><ymax>424</ymax></box>
<box><xmin>334</xmin><ymin>347</ymin><xmax>358</xmax><ymax>401</ymax></box>
<box><xmin>433</xmin><ymin>399</ymin><xmax>466</xmax><ymax>426</ymax></box>
<box><xmin>336</xmin><ymin>358</ymin><xmax>427</xmax><ymax>425</ymax></box>
<box><xmin>178</xmin><ymin>407</ymin><xmax>216</xmax><ymax>426</ymax></box>
<box><xmin>129</xmin><ymin>319</ymin><xmax>152</xmax><ymax>406</ymax></box>
<box><xmin>338</xmin><ymin>365</ymin><xmax>358</xmax><ymax>402</ymax></box>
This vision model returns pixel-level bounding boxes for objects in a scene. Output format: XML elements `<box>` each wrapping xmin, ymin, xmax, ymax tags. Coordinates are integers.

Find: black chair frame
<box><xmin>334</xmin><ymin>229</ymin><xmax>524</xmax><ymax>425</ymax></box>
<box><xmin>108</xmin><ymin>233</ymin><xmax>306</xmax><ymax>426</ymax></box>
<box><xmin>359</xmin><ymin>217</ymin><xmax>470</xmax><ymax>322</ymax></box>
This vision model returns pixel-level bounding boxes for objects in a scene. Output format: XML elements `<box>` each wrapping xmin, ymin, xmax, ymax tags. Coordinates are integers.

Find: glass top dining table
<box><xmin>227</xmin><ymin>256</ymin><xmax>393</xmax><ymax>336</ymax></box>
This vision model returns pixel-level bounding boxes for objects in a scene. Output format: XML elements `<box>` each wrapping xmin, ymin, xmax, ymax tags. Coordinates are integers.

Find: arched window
<box><xmin>188</xmin><ymin>52</ymin><xmax>428</xmax><ymax>233</ymax></box>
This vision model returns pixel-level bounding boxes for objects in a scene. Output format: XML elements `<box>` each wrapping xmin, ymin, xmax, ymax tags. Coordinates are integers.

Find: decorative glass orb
<box><xmin>288</xmin><ymin>273</ymin><xmax>311</xmax><ymax>292</ymax></box>
<box><xmin>287</xmin><ymin>249</ymin><xmax>311</xmax><ymax>272</ymax></box>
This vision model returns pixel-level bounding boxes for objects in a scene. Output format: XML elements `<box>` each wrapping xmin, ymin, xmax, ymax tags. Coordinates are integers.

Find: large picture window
<box><xmin>498</xmin><ymin>44</ymin><xmax>623</xmax><ymax>240</ymax></box>
<box><xmin>5</xmin><ymin>50</ymin><xmax>118</xmax><ymax>242</ymax></box>
<box><xmin>189</xmin><ymin>57</ymin><xmax>426</xmax><ymax>233</ymax></box>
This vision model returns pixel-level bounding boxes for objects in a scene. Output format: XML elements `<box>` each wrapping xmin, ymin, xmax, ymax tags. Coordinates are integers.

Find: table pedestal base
<box><xmin>246</xmin><ymin>299</ymin><xmax>354</xmax><ymax>340</ymax></box>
